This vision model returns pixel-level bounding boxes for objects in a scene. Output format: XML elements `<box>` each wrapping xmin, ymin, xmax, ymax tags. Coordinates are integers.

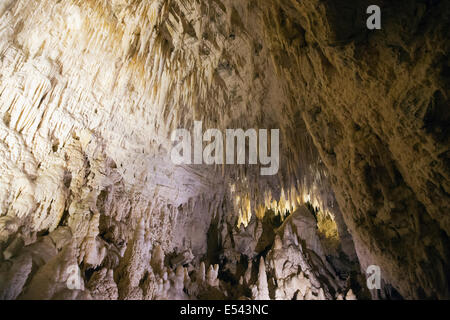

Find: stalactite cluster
<box><xmin>0</xmin><ymin>0</ymin><xmax>448</xmax><ymax>300</ymax></box>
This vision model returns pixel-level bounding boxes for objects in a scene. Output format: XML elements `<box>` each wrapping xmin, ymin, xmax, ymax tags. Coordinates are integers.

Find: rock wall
<box><xmin>0</xmin><ymin>0</ymin><xmax>448</xmax><ymax>300</ymax></box>
<box><xmin>263</xmin><ymin>0</ymin><xmax>450</xmax><ymax>299</ymax></box>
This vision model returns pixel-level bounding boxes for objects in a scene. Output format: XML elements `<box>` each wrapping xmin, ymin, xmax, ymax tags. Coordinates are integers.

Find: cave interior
<box><xmin>0</xmin><ymin>0</ymin><xmax>449</xmax><ymax>300</ymax></box>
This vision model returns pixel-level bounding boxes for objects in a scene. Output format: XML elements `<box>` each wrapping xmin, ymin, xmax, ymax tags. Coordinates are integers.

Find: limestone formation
<box><xmin>0</xmin><ymin>0</ymin><xmax>448</xmax><ymax>300</ymax></box>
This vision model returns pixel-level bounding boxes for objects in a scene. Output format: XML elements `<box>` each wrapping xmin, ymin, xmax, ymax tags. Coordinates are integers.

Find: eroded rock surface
<box><xmin>0</xmin><ymin>0</ymin><xmax>448</xmax><ymax>300</ymax></box>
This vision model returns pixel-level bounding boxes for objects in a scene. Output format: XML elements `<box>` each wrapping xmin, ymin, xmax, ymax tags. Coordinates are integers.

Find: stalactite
<box><xmin>0</xmin><ymin>0</ymin><xmax>446</xmax><ymax>301</ymax></box>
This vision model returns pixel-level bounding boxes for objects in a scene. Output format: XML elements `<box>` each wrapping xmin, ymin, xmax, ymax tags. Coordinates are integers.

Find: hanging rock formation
<box><xmin>0</xmin><ymin>0</ymin><xmax>448</xmax><ymax>300</ymax></box>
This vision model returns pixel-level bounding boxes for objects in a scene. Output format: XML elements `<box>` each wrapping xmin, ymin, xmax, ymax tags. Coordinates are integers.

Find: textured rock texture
<box><xmin>0</xmin><ymin>0</ymin><xmax>448</xmax><ymax>300</ymax></box>
<box><xmin>263</xmin><ymin>0</ymin><xmax>450</xmax><ymax>299</ymax></box>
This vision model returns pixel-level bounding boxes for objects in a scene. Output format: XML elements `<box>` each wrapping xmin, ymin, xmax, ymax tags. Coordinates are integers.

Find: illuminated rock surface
<box><xmin>0</xmin><ymin>0</ymin><xmax>448</xmax><ymax>300</ymax></box>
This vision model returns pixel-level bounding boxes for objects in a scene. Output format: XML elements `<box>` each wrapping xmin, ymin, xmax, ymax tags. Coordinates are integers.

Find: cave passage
<box><xmin>0</xmin><ymin>0</ymin><xmax>449</xmax><ymax>301</ymax></box>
